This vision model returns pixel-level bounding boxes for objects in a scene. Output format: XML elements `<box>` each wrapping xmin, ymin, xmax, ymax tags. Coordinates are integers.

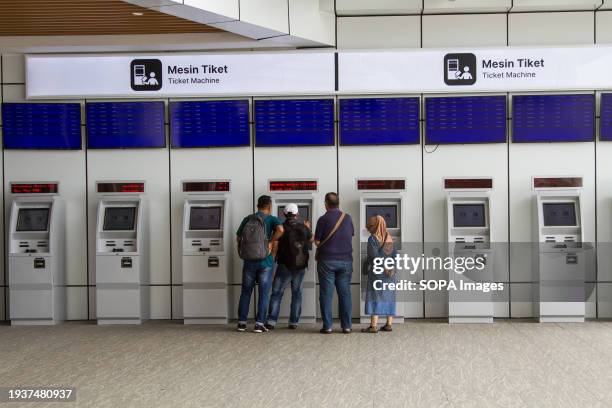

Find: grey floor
<box><xmin>1</xmin><ymin>320</ymin><xmax>612</xmax><ymax>408</ymax></box>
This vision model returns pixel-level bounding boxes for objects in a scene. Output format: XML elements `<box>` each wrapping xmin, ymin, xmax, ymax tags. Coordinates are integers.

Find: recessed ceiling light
<box><xmin>132</xmin><ymin>12</ymin><xmax>144</xmax><ymax>16</ymax></box>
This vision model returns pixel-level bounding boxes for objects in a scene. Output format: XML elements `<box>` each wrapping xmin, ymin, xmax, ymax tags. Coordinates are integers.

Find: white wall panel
<box><xmin>239</xmin><ymin>0</ymin><xmax>289</xmax><ymax>33</ymax></box>
<box><xmin>169</xmin><ymin>147</ymin><xmax>253</xmax><ymax>286</ymax></box>
<box><xmin>336</xmin><ymin>0</ymin><xmax>422</xmax><ymax>15</ymax></box>
<box><xmin>596</xmin><ymin>11</ymin><xmax>612</xmax><ymax>43</ymax></box>
<box><xmin>1</xmin><ymin>54</ymin><xmax>25</xmax><ymax>84</ymax></box>
<box><xmin>509</xmin><ymin>12</ymin><xmax>595</xmax><ymax>45</ymax></box>
<box><xmin>87</xmin><ymin>149</ymin><xmax>171</xmax><ymax>287</ymax></box>
<box><xmin>337</xmin><ymin>16</ymin><xmax>421</xmax><ymax>49</ymax></box>
<box><xmin>172</xmin><ymin>285</ymin><xmax>182</xmax><ymax>319</ymax></box>
<box><xmin>424</xmin><ymin>0</ymin><xmax>511</xmax><ymax>14</ymax></box>
<box><xmin>338</xmin><ymin>142</ymin><xmax>423</xmax><ymax>317</ymax></box>
<box><xmin>288</xmin><ymin>0</ymin><xmax>335</xmax><ymax>46</ymax></box>
<box><xmin>603</xmin><ymin>0</ymin><xmax>612</xmax><ymax>9</ymax></box>
<box><xmin>423</xmin><ymin>143</ymin><xmax>509</xmax><ymax>317</ymax></box>
<box><xmin>511</xmin><ymin>0</ymin><xmax>601</xmax><ymax>12</ymax></box>
<box><xmin>596</xmin><ymin>116</ymin><xmax>612</xmax><ymax>282</ymax></box>
<box><xmin>422</xmin><ymin>14</ymin><xmax>507</xmax><ymax>47</ymax></box>
<box><xmin>66</xmin><ymin>287</ymin><xmax>88</xmax><ymax>320</ymax></box>
<box><xmin>150</xmin><ymin>286</ymin><xmax>171</xmax><ymax>319</ymax></box>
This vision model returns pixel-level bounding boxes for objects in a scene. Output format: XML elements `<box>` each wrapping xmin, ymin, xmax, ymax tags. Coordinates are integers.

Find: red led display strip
<box><xmin>444</xmin><ymin>178</ymin><xmax>493</xmax><ymax>189</ymax></box>
<box><xmin>183</xmin><ymin>181</ymin><xmax>230</xmax><ymax>192</ymax></box>
<box><xmin>11</xmin><ymin>183</ymin><xmax>58</xmax><ymax>194</ymax></box>
<box><xmin>269</xmin><ymin>180</ymin><xmax>317</xmax><ymax>192</ymax></box>
<box><xmin>533</xmin><ymin>177</ymin><xmax>582</xmax><ymax>188</ymax></box>
<box><xmin>97</xmin><ymin>182</ymin><xmax>145</xmax><ymax>193</ymax></box>
<box><xmin>357</xmin><ymin>180</ymin><xmax>406</xmax><ymax>190</ymax></box>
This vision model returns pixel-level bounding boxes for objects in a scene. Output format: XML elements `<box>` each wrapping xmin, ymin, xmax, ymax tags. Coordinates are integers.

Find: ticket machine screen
<box><xmin>543</xmin><ymin>203</ymin><xmax>576</xmax><ymax>226</ymax></box>
<box><xmin>453</xmin><ymin>204</ymin><xmax>486</xmax><ymax>228</ymax></box>
<box><xmin>366</xmin><ymin>205</ymin><xmax>398</xmax><ymax>228</ymax></box>
<box><xmin>189</xmin><ymin>206</ymin><xmax>222</xmax><ymax>230</ymax></box>
<box><xmin>16</xmin><ymin>208</ymin><xmax>49</xmax><ymax>232</ymax></box>
<box><xmin>103</xmin><ymin>207</ymin><xmax>136</xmax><ymax>231</ymax></box>
<box><xmin>278</xmin><ymin>205</ymin><xmax>310</xmax><ymax>223</ymax></box>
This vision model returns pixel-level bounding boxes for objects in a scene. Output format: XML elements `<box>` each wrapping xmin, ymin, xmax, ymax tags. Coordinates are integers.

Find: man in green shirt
<box><xmin>236</xmin><ymin>195</ymin><xmax>284</xmax><ymax>333</ymax></box>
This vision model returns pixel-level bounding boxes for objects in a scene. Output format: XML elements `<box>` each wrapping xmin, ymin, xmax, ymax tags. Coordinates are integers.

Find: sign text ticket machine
<box><xmin>8</xmin><ymin>182</ymin><xmax>65</xmax><ymax>325</ymax></box>
<box><xmin>95</xmin><ymin>181</ymin><xmax>149</xmax><ymax>324</ymax></box>
<box><xmin>182</xmin><ymin>181</ymin><xmax>230</xmax><ymax>324</ymax></box>
<box><xmin>533</xmin><ymin>177</ymin><xmax>587</xmax><ymax>322</ymax></box>
<box><xmin>444</xmin><ymin>178</ymin><xmax>495</xmax><ymax>324</ymax></box>
<box><xmin>269</xmin><ymin>179</ymin><xmax>320</xmax><ymax>324</ymax></box>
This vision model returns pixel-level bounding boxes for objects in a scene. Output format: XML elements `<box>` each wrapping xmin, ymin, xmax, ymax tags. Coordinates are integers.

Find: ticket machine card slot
<box><xmin>566</xmin><ymin>254</ymin><xmax>578</xmax><ymax>264</ymax></box>
<box><xmin>121</xmin><ymin>257</ymin><xmax>132</xmax><ymax>268</ymax></box>
<box><xmin>208</xmin><ymin>257</ymin><xmax>219</xmax><ymax>267</ymax></box>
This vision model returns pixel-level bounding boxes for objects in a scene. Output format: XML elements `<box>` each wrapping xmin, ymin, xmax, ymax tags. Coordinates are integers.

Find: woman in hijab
<box><xmin>361</xmin><ymin>215</ymin><xmax>397</xmax><ymax>333</ymax></box>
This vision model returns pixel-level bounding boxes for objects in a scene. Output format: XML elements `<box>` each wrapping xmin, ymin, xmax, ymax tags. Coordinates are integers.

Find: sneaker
<box><xmin>265</xmin><ymin>324</ymin><xmax>275</xmax><ymax>331</ymax></box>
<box><xmin>288</xmin><ymin>324</ymin><xmax>298</xmax><ymax>330</ymax></box>
<box><xmin>319</xmin><ymin>328</ymin><xmax>332</xmax><ymax>334</ymax></box>
<box><xmin>253</xmin><ymin>324</ymin><xmax>269</xmax><ymax>333</ymax></box>
<box><xmin>342</xmin><ymin>328</ymin><xmax>352</xmax><ymax>334</ymax></box>
<box><xmin>237</xmin><ymin>323</ymin><xmax>247</xmax><ymax>332</ymax></box>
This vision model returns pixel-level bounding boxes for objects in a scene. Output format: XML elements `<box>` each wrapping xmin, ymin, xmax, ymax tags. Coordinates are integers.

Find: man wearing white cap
<box><xmin>266</xmin><ymin>203</ymin><xmax>313</xmax><ymax>330</ymax></box>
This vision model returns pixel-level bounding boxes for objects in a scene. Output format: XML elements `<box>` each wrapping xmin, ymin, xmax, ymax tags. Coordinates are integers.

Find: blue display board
<box><xmin>600</xmin><ymin>94</ymin><xmax>612</xmax><ymax>141</ymax></box>
<box><xmin>425</xmin><ymin>96</ymin><xmax>507</xmax><ymax>144</ymax></box>
<box><xmin>512</xmin><ymin>94</ymin><xmax>594</xmax><ymax>142</ymax></box>
<box><xmin>86</xmin><ymin>101</ymin><xmax>165</xmax><ymax>148</ymax></box>
<box><xmin>254</xmin><ymin>99</ymin><xmax>334</xmax><ymax>146</ymax></box>
<box><xmin>169</xmin><ymin>100</ymin><xmax>249</xmax><ymax>147</ymax></box>
<box><xmin>339</xmin><ymin>97</ymin><xmax>420</xmax><ymax>145</ymax></box>
<box><xmin>2</xmin><ymin>103</ymin><xmax>82</xmax><ymax>149</ymax></box>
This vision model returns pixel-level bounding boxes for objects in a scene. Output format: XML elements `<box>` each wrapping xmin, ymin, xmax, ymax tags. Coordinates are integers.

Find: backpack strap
<box><xmin>319</xmin><ymin>212</ymin><xmax>346</xmax><ymax>248</ymax></box>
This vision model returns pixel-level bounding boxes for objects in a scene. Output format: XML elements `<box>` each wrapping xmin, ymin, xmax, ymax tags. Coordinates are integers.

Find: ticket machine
<box><xmin>358</xmin><ymin>179</ymin><xmax>407</xmax><ymax>323</ymax></box>
<box><xmin>533</xmin><ymin>177</ymin><xmax>586</xmax><ymax>322</ymax></box>
<box><xmin>95</xmin><ymin>181</ymin><xmax>149</xmax><ymax>324</ymax></box>
<box><xmin>269</xmin><ymin>179</ymin><xmax>320</xmax><ymax>324</ymax></box>
<box><xmin>445</xmin><ymin>178</ymin><xmax>494</xmax><ymax>324</ymax></box>
<box><xmin>8</xmin><ymin>182</ymin><xmax>65</xmax><ymax>325</ymax></box>
<box><xmin>182</xmin><ymin>180</ymin><xmax>230</xmax><ymax>324</ymax></box>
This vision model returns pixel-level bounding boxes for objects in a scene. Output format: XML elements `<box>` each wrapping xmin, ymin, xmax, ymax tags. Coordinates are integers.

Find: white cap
<box><xmin>284</xmin><ymin>203</ymin><xmax>299</xmax><ymax>215</ymax></box>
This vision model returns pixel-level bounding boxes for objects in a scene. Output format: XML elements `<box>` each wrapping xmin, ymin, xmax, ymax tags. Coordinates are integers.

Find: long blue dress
<box><xmin>364</xmin><ymin>235</ymin><xmax>397</xmax><ymax>316</ymax></box>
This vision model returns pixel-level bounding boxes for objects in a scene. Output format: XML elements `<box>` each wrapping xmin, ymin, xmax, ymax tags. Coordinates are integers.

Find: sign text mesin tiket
<box><xmin>167</xmin><ymin>64</ymin><xmax>229</xmax><ymax>85</ymax></box>
<box><xmin>482</xmin><ymin>57</ymin><xmax>546</xmax><ymax>79</ymax></box>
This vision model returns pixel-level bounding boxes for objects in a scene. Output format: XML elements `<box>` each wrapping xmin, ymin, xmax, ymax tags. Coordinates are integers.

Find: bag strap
<box><xmin>319</xmin><ymin>212</ymin><xmax>346</xmax><ymax>248</ymax></box>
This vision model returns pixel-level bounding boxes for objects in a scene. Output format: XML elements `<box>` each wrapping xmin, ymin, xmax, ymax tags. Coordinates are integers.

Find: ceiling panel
<box><xmin>511</xmin><ymin>0</ymin><xmax>602</xmax><ymax>11</ymax></box>
<box><xmin>423</xmin><ymin>0</ymin><xmax>511</xmax><ymax>13</ymax></box>
<box><xmin>336</xmin><ymin>0</ymin><xmax>422</xmax><ymax>15</ymax></box>
<box><xmin>0</xmin><ymin>0</ymin><xmax>222</xmax><ymax>36</ymax></box>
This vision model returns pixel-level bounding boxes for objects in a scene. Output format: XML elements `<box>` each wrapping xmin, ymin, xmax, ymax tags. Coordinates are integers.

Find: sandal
<box><xmin>380</xmin><ymin>325</ymin><xmax>393</xmax><ymax>332</ymax></box>
<box><xmin>360</xmin><ymin>326</ymin><xmax>378</xmax><ymax>333</ymax></box>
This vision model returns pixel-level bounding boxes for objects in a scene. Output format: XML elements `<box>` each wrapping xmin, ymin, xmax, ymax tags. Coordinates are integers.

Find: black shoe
<box><xmin>253</xmin><ymin>324</ymin><xmax>269</xmax><ymax>333</ymax></box>
<box><xmin>265</xmin><ymin>324</ymin><xmax>275</xmax><ymax>331</ymax></box>
<box><xmin>319</xmin><ymin>328</ymin><xmax>332</xmax><ymax>334</ymax></box>
<box><xmin>342</xmin><ymin>328</ymin><xmax>352</xmax><ymax>334</ymax></box>
<box><xmin>237</xmin><ymin>323</ymin><xmax>247</xmax><ymax>332</ymax></box>
<box><xmin>288</xmin><ymin>324</ymin><xmax>298</xmax><ymax>330</ymax></box>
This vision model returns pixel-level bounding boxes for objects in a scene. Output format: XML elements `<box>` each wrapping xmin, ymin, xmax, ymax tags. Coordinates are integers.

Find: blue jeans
<box><xmin>317</xmin><ymin>260</ymin><xmax>353</xmax><ymax>330</ymax></box>
<box><xmin>267</xmin><ymin>265</ymin><xmax>306</xmax><ymax>326</ymax></box>
<box><xmin>238</xmin><ymin>263</ymin><xmax>273</xmax><ymax>325</ymax></box>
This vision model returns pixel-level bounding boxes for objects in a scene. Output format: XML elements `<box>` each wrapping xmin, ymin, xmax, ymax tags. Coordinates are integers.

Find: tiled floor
<box><xmin>1</xmin><ymin>320</ymin><xmax>612</xmax><ymax>407</ymax></box>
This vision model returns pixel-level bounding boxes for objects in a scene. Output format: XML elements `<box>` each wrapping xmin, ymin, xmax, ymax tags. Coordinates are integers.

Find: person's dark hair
<box><xmin>325</xmin><ymin>192</ymin><xmax>339</xmax><ymax>209</ymax></box>
<box><xmin>257</xmin><ymin>195</ymin><xmax>272</xmax><ymax>209</ymax></box>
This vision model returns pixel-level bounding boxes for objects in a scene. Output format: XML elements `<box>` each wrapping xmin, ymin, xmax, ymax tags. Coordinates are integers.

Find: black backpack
<box><xmin>238</xmin><ymin>214</ymin><xmax>269</xmax><ymax>261</ymax></box>
<box><xmin>279</xmin><ymin>221</ymin><xmax>309</xmax><ymax>270</ymax></box>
